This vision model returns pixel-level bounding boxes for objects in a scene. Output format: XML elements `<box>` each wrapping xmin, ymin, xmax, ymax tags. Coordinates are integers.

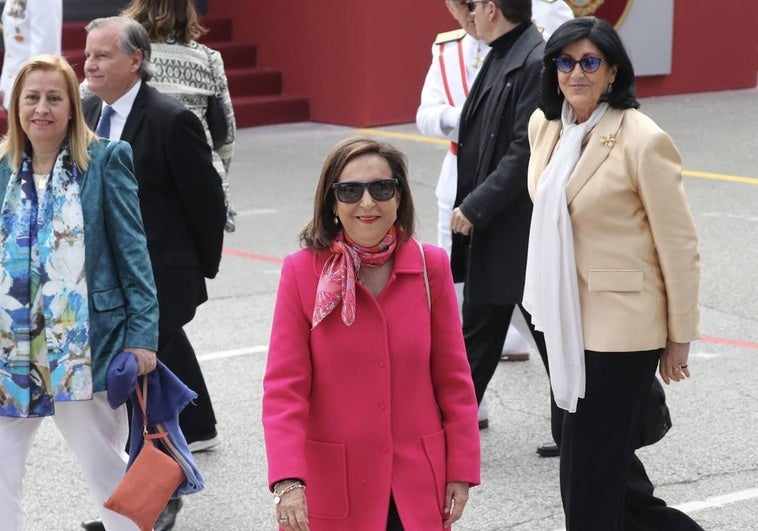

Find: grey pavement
<box><xmin>22</xmin><ymin>88</ymin><xmax>758</xmax><ymax>530</ymax></box>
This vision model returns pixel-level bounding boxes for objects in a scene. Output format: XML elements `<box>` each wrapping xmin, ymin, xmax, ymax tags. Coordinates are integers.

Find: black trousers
<box><xmin>386</xmin><ymin>496</ymin><xmax>403</xmax><ymax>530</ymax></box>
<box><xmin>461</xmin><ymin>301</ymin><xmax>563</xmax><ymax>444</ymax></box>
<box><xmin>560</xmin><ymin>350</ymin><xmax>703</xmax><ymax>531</ymax></box>
<box><xmin>158</xmin><ymin>327</ymin><xmax>217</xmax><ymax>441</ymax></box>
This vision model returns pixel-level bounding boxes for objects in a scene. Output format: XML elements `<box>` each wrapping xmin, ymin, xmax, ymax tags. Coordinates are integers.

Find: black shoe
<box><xmin>187</xmin><ymin>430</ymin><xmax>221</xmax><ymax>453</ymax></box>
<box><xmin>499</xmin><ymin>351</ymin><xmax>530</xmax><ymax>362</ymax></box>
<box><xmin>536</xmin><ymin>442</ymin><xmax>560</xmax><ymax>458</ymax></box>
<box><xmin>80</xmin><ymin>518</ymin><xmax>105</xmax><ymax>531</ymax></box>
<box><xmin>154</xmin><ymin>497</ymin><xmax>184</xmax><ymax>531</ymax></box>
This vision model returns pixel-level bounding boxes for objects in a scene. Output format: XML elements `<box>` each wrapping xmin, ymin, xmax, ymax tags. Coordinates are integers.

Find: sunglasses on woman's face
<box><xmin>553</xmin><ymin>55</ymin><xmax>606</xmax><ymax>73</ymax></box>
<box><xmin>332</xmin><ymin>179</ymin><xmax>399</xmax><ymax>204</ymax></box>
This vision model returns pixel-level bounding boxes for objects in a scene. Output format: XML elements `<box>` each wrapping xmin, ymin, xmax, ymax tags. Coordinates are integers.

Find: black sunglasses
<box><xmin>554</xmin><ymin>55</ymin><xmax>606</xmax><ymax>73</ymax></box>
<box><xmin>466</xmin><ymin>0</ymin><xmax>489</xmax><ymax>12</ymax></box>
<box><xmin>332</xmin><ymin>179</ymin><xmax>399</xmax><ymax>204</ymax></box>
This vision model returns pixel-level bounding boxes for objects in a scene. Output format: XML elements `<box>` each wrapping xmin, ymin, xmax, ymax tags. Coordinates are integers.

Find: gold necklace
<box><xmin>34</xmin><ymin>172</ymin><xmax>50</xmax><ymax>191</ymax></box>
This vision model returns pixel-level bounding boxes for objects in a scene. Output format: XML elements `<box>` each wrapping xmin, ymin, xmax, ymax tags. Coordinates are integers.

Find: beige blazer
<box><xmin>527</xmin><ymin>107</ymin><xmax>700</xmax><ymax>352</ymax></box>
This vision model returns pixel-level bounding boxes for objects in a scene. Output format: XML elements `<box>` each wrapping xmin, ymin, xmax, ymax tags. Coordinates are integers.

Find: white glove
<box><xmin>440</xmin><ymin>106</ymin><xmax>462</xmax><ymax>133</ymax></box>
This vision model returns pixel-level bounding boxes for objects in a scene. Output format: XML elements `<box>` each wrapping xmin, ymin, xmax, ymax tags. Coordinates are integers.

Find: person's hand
<box><xmin>451</xmin><ymin>207</ymin><xmax>473</xmax><ymax>236</ymax></box>
<box><xmin>274</xmin><ymin>480</ymin><xmax>309</xmax><ymax>530</ymax></box>
<box><xmin>659</xmin><ymin>340</ymin><xmax>691</xmax><ymax>384</ymax></box>
<box><xmin>442</xmin><ymin>481</ymin><xmax>470</xmax><ymax>526</ymax></box>
<box><xmin>126</xmin><ymin>348</ymin><xmax>157</xmax><ymax>376</ymax></box>
<box><xmin>441</xmin><ymin>106</ymin><xmax>462</xmax><ymax>131</ymax></box>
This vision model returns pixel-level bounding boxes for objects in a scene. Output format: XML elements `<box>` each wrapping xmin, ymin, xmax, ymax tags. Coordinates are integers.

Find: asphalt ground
<box><xmin>21</xmin><ymin>87</ymin><xmax>758</xmax><ymax>530</ymax></box>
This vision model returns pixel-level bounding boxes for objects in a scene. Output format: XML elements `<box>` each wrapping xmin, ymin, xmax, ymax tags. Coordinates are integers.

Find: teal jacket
<box><xmin>0</xmin><ymin>139</ymin><xmax>159</xmax><ymax>392</ymax></box>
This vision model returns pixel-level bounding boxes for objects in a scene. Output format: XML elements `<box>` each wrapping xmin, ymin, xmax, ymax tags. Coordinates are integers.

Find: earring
<box><xmin>607</xmin><ymin>82</ymin><xmax>614</xmax><ymax>93</ymax></box>
<box><xmin>556</xmin><ymin>86</ymin><xmax>561</xmax><ymax>95</ymax></box>
<box><xmin>333</xmin><ymin>216</ymin><xmax>339</xmax><ymax>226</ymax></box>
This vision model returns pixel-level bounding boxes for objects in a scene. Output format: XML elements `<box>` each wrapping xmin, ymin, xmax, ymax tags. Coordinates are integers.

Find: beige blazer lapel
<box><xmin>565</xmin><ymin>108</ymin><xmax>625</xmax><ymax>205</ymax></box>
<box><xmin>528</xmin><ymin>116</ymin><xmax>561</xmax><ymax>197</ymax></box>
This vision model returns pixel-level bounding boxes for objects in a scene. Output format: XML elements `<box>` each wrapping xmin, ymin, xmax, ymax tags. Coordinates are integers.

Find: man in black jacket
<box><xmin>451</xmin><ymin>0</ymin><xmax>562</xmax><ymax>455</ymax></box>
<box><xmin>81</xmin><ymin>16</ymin><xmax>226</xmax><ymax>531</ymax></box>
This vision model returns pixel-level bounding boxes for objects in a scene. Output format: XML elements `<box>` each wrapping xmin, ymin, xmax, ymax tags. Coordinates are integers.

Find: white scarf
<box><xmin>522</xmin><ymin>101</ymin><xmax>608</xmax><ymax>413</ymax></box>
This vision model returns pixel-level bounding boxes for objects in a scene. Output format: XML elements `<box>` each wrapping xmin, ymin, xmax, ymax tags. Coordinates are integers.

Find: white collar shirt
<box><xmin>99</xmin><ymin>80</ymin><xmax>142</xmax><ymax>140</ymax></box>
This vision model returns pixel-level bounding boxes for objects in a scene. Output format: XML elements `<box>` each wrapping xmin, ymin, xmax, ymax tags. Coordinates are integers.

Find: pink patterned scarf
<box><xmin>312</xmin><ymin>226</ymin><xmax>398</xmax><ymax>328</ymax></box>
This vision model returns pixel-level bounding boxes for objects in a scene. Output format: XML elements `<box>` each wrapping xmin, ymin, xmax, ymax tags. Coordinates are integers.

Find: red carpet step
<box><xmin>0</xmin><ymin>17</ymin><xmax>309</xmax><ymax>134</ymax></box>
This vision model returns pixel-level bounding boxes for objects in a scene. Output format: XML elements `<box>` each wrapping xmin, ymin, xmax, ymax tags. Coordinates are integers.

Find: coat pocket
<box><xmin>422</xmin><ymin>429</ymin><xmax>447</xmax><ymax>509</ymax></box>
<box><xmin>587</xmin><ymin>269</ymin><xmax>644</xmax><ymax>292</ymax></box>
<box><xmin>305</xmin><ymin>440</ymin><xmax>349</xmax><ymax>519</ymax></box>
<box><xmin>91</xmin><ymin>287</ymin><xmax>126</xmax><ymax>311</ymax></box>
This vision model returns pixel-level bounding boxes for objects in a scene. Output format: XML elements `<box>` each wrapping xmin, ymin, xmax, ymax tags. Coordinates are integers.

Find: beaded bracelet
<box><xmin>273</xmin><ymin>481</ymin><xmax>305</xmax><ymax>504</ymax></box>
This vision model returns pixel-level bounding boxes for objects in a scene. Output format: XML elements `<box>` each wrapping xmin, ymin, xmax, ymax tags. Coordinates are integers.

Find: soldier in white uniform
<box><xmin>417</xmin><ymin>1</ymin><xmax>486</xmax><ymax>258</ymax></box>
<box><xmin>416</xmin><ymin>0</ymin><xmax>572</xmax><ymax>451</ymax></box>
<box><xmin>533</xmin><ymin>0</ymin><xmax>575</xmax><ymax>40</ymax></box>
<box><xmin>0</xmin><ymin>0</ymin><xmax>63</xmax><ymax>109</ymax></box>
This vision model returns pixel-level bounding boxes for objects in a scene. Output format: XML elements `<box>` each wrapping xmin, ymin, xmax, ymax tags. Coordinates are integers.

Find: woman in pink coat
<box><xmin>262</xmin><ymin>137</ymin><xmax>480</xmax><ymax>531</ymax></box>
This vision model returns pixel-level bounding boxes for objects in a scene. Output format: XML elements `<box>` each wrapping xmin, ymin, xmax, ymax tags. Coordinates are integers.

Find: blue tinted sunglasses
<box><xmin>554</xmin><ymin>55</ymin><xmax>606</xmax><ymax>73</ymax></box>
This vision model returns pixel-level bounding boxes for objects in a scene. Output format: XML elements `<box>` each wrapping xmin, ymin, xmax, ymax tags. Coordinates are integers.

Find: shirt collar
<box><xmin>104</xmin><ymin>80</ymin><xmax>142</xmax><ymax>119</ymax></box>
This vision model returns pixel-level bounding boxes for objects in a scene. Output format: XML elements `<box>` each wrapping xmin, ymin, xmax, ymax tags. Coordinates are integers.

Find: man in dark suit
<box><xmin>80</xmin><ymin>16</ymin><xmax>225</xmax><ymax>531</ymax></box>
<box><xmin>450</xmin><ymin>0</ymin><xmax>562</xmax><ymax>456</ymax></box>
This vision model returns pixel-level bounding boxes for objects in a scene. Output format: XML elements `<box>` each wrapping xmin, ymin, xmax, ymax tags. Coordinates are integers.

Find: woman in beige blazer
<box><xmin>523</xmin><ymin>17</ymin><xmax>703</xmax><ymax>531</ymax></box>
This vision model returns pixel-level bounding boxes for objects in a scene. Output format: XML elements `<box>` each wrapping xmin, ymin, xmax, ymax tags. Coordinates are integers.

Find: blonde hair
<box><xmin>0</xmin><ymin>55</ymin><xmax>96</xmax><ymax>171</ymax></box>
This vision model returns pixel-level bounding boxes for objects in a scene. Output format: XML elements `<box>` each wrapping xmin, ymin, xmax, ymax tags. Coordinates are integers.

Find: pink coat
<box><xmin>262</xmin><ymin>240</ymin><xmax>480</xmax><ymax>530</ymax></box>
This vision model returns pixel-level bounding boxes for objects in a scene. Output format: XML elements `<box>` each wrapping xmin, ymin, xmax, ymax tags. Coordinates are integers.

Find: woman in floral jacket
<box><xmin>0</xmin><ymin>55</ymin><xmax>158</xmax><ymax>531</ymax></box>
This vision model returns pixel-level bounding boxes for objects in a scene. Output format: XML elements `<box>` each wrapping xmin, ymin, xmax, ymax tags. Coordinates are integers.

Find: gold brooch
<box><xmin>600</xmin><ymin>134</ymin><xmax>616</xmax><ymax>148</ymax></box>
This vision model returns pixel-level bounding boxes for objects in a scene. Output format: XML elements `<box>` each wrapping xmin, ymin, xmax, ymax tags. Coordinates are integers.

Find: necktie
<box><xmin>96</xmin><ymin>105</ymin><xmax>115</xmax><ymax>139</ymax></box>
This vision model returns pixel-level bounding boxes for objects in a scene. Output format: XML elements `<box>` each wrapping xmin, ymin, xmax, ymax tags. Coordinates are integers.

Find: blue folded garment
<box><xmin>106</xmin><ymin>351</ymin><xmax>206</xmax><ymax>496</ymax></box>
<box><xmin>106</xmin><ymin>351</ymin><xmax>140</xmax><ymax>409</ymax></box>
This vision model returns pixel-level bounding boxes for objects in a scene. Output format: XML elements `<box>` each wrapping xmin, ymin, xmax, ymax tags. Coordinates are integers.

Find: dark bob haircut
<box><xmin>540</xmin><ymin>17</ymin><xmax>639</xmax><ymax>120</ymax></box>
<box><xmin>299</xmin><ymin>137</ymin><xmax>416</xmax><ymax>250</ymax></box>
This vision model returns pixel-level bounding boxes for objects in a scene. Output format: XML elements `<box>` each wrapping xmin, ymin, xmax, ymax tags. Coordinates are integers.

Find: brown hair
<box><xmin>0</xmin><ymin>55</ymin><xmax>96</xmax><ymax>171</ymax></box>
<box><xmin>121</xmin><ymin>0</ymin><xmax>207</xmax><ymax>43</ymax></box>
<box><xmin>299</xmin><ymin>137</ymin><xmax>416</xmax><ymax>250</ymax></box>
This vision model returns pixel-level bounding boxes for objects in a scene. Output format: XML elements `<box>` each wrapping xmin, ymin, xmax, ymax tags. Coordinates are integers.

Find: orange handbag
<box><xmin>104</xmin><ymin>377</ymin><xmax>185</xmax><ymax>531</ymax></box>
